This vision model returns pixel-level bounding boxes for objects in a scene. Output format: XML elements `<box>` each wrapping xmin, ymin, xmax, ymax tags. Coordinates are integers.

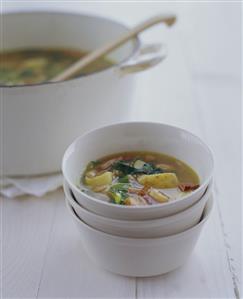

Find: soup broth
<box><xmin>81</xmin><ymin>151</ymin><xmax>200</xmax><ymax>206</ymax></box>
<box><xmin>0</xmin><ymin>48</ymin><xmax>114</xmax><ymax>86</ymax></box>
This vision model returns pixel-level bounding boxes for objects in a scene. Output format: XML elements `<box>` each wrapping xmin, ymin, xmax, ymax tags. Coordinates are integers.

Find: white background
<box><xmin>1</xmin><ymin>1</ymin><xmax>242</xmax><ymax>298</ymax></box>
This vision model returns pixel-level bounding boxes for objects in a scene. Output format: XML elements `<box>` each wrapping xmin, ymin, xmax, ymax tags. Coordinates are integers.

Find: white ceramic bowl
<box><xmin>62</xmin><ymin>122</ymin><xmax>214</xmax><ymax>220</ymax></box>
<box><xmin>64</xmin><ymin>179</ymin><xmax>212</xmax><ymax>238</ymax></box>
<box><xmin>66</xmin><ymin>195</ymin><xmax>213</xmax><ymax>277</ymax></box>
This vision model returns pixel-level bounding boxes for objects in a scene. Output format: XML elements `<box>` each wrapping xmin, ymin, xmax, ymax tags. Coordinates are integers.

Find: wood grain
<box><xmin>37</xmin><ymin>192</ymin><xmax>135</xmax><ymax>298</ymax></box>
<box><xmin>2</xmin><ymin>192</ymin><xmax>59</xmax><ymax>298</ymax></box>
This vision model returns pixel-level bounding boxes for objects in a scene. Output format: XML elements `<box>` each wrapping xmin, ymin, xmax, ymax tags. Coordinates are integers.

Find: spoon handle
<box><xmin>51</xmin><ymin>14</ymin><xmax>176</xmax><ymax>82</ymax></box>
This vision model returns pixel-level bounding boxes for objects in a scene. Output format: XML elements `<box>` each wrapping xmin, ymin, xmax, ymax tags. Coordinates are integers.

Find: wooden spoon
<box><xmin>51</xmin><ymin>14</ymin><xmax>176</xmax><ymax>82</ymax></box>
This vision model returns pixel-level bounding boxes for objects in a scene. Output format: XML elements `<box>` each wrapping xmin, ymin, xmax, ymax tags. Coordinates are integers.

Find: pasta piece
<box><xmin>124</xmin><ymin>196</ymin><xmax>147</xmax><ymax>206</ymax></box>
<box><xmin>85</xmin><ymin>170</ymin><xmax>96</xmax><ymax>178</ymax></box>
<box><xmin>91</xmin><ymin>185</ymin><xmax>109</xmax><ymax>193</ymax></box>
<box><xmin>85</xmin><ymin>171</ymin><xmax>112</xmax><ymax>187</ymax></box>
<box><xmin>138</xmin><ymin>173</ymin><xmax>179</xmax><ymax>188</ymax></box>
<box><xmin>148</xmin><ymin>188</ymin><xmax>169</xmax><ymax>203</ymax></box>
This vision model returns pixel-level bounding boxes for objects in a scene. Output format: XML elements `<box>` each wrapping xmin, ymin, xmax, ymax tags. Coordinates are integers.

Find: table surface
<box><xmin>1</xmin><ymin>2</ymin><xmax>241</xmax><ymax>298</ymax></box>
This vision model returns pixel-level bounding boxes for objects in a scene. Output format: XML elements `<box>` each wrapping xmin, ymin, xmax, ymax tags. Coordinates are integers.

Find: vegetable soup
<box><xmin>81</xmin><ymin>151</ymin><xmax>200</xmax><ymax>206</ymax></box>
<box><xmin>0</xmin><ymin>48</ymin><xmax>114</xmax><ymax>86</ymax></box>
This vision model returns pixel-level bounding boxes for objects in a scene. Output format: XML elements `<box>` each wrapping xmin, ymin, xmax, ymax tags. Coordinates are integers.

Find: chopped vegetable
<box><xmin>108</xmin><ymin>183</ymin><xmax>130</xmax><ymax>205</ymax></box>
<box><xmin>108</xmin><ymin>191</ymin><xmax>124</xmax><ymax>204</ymax></box>
<box><xmin>112</xmin><ymin>161</ymin><xmax>136</xmax><ymax>175</ymax></box>
<box><xmin>138</xmin><ymin>185</ymin><xmax>151</xmax><ymax>196</ymax></box>
<box><xmin>81</xmin><ymin>151</ymin><xmax>200</xmax><ymax>206</ymax></box>
<box><xmin>133</xmin><ymin>159</ymin><xmax>146</xmax><ymax>169</ymax></box>
<box><xmin>109</xmin><ymin>183</ymin><xmax>130</xmax><ymax>193</ymax></box>
<box><xmin>135</xmin><ymin>161</ymin><xmax>162</xmax><ymax>174</ymax></box>
<box><xmin>85</xmin><ymin>171</ymin><xmax>112</xmax><ymax>187</ymax></box>
<box><xmin>118</xmin><ymin>175</ymin><xmax>130</xmax><ymax>183</ymax></box>
<box><xmin>138</xmin><ymin>173</ymin><xmax>179</xmax><ymax>188</ymax></box>
<box><xmin>113</xmin><ymin>160</ymin><xmax>162</xmax><ymax>176</ymax></box>
<box><xmin>179</xmin><ymin>183</ymin><xmax>199</xmax><ymax>192</ymax></box>
<box><xmin>128</xmin><ymin>187</ymin><xmax>141</xmax><ymax>194</ymax></box>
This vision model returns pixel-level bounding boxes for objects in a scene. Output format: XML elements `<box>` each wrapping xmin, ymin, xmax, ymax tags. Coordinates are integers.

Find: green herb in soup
<box><xmin>0</xmin><ymin>48</ymin><xmax>114</xmax><ymax>86</ymax></box>
<box><xmin>81</xmin><ymin>151</ymin><xmax>200</xmax><ymax>206</ymax></box>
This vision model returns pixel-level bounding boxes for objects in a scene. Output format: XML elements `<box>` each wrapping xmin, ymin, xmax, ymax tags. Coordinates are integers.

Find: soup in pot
<box><xmin>80</xmin><ymin>151</ymin><xmax>200</xmax><ymax>206</ymax></box>
<box><xmin>0</xmin><ymin>48</ymin><xmax>114</xmax><ymax>86</ymax></box>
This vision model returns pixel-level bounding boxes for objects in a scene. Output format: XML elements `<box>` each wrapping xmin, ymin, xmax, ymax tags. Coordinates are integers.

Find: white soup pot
<box><xmin>0</xmin><ymin>11</ymin><xmax>165</xmax><ymax>176</ymax></box>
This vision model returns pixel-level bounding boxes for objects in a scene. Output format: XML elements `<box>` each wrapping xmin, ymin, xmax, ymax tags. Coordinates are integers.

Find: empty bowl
<box><xmin>64</xmin><ymin>179</ymin><xmax>212</xmax><ymax>238</ymax></box>
<box><xmin>65</xmin><ymin>194</ymin><xmax>214</xmax><ymax>277</ymax></box>
<box><xmin>62</xmin><ymin>122</ymin><xmax>214</xmax><ymax>220</ymax></box>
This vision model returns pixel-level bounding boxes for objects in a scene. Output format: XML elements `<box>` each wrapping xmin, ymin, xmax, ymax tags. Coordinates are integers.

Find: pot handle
<box><xmin>118</xmin><ymin>43</ymin><xmax>167</xmax><ymax>75</ymax></box>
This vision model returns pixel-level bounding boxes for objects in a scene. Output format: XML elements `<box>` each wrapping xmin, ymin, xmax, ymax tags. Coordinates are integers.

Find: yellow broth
<box><xmin>0</xmin><ymin>48</ymin><xmax>114</xmax><ymax>86</ymax></box>
<box><xmin>81</xmin><ymin>151</ymin><xmax>200</xmax><ymax>206</ymax></box>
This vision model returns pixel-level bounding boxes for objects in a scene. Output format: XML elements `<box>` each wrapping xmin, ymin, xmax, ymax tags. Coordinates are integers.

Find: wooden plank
<box><xmin>1</xmin><ymin>191</ymin><xmax>59</xmax><ymax>298</ymax></box>
<box><xmin>137</xmin><ymin>193</ymin><xmax>235</xmax><ymax>298</ymax></box>
<box><xmin>0</xmin><ymin>197</ymin><xmax>3</xmax><ymax>298</ymax></box>
<box><xmin>192</xmin><ymin>77</ymin><xmax>241</xmax><ymax>297</ymax></box>
<box><xmin>135</xmin><ymin>3</ymin><xmax>239</xmax><ymax>297</ymax></box>
<box><xmin>135</xmin><ymin>28</ymin><xmax>236</xmax><ymax>299</ymax></box>
<box><xmin>177</xmin><ymin>3</ymin><xmax>241</xmax><ymax>295</ymax></box>
<box><xmin>37</xmin><ymin>192</ymin><xmax>135</xmax><ymax>298</ymax></box>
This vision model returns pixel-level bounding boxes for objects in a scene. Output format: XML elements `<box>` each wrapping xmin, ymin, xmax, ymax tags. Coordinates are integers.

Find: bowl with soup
<box><xmin>65</xmin><ymin>192</ymin><xmax>214</xmax><ymax>276</ymax></box>
<box><xmin>64</xmin><ymin>179</ymin><xmax>212</xmax><ymax>238</ymax></box>
<box><xmin>62</xmin><ymin>122</ymin><xmax>214</xmax><ymax>220</ymax></box>
<box><xmin>0</xmin><ymin>11</ymin><xmax>166</xmax><ymax>176</ymax></box>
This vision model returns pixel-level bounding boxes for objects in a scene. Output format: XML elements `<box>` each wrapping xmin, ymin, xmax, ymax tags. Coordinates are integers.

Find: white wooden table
<box><xmin>1</xmin><ymin>2</ymin><xmax>241</xmax><ymax>298</ymax></box>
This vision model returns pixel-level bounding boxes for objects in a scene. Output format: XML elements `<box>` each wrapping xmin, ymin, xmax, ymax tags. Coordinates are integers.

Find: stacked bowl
<box><xmin>62</xmin><ymin>122</ymin><xmax>214</xmax><ymax>277</ymax></box>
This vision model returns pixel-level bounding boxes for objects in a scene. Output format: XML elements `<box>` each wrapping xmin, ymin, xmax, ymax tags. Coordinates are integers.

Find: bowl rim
<box><xmin>62</xmin><ymin>121</ymin><xmax>214</xmax><ymax>210</ymax></box>
<box><xmin>0</xmin><ymin>10</ymin><xmax>140</xmax><ymax>89</ymax></box>
<box><xmin>66</xmin><ymin>193</ymin><xmax>214</xmax><ymax>243</ymax></box>
<box><xmin>64</xmin><ymin>178</ymin><xmax>212</xmax><ymax>226</ymax></box>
